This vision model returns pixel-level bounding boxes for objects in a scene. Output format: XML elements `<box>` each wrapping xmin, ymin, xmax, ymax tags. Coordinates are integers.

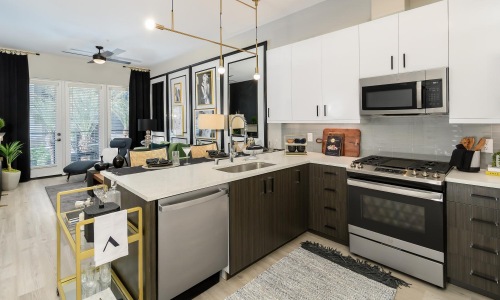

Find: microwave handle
<box><xmin>416</xmin><ymin>81</ymin><xmax>422</xmax><ymax>109</ymax></box>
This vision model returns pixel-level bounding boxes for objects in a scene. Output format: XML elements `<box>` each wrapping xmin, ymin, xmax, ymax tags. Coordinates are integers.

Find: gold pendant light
<box><xmin>145</xmin><ymin>0</ymin><xmax>260</xmax><ymax>79</ymax></box>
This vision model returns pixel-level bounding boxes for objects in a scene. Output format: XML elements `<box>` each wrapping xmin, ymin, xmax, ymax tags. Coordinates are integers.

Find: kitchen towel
<box><xmin>94</xmin><ymin>210</ymin><xmax>128</xmax><ymax>266</ymax></box>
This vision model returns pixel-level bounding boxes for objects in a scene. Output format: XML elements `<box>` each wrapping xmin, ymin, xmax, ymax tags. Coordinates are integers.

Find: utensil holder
<box><xmin>449</xmin><ymin>149</ymin><xmax>480</xmax><ymax>173</ymax></box>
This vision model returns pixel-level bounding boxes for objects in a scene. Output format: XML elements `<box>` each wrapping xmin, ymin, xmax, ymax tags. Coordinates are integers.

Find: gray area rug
<box><xmin>226</xmin><ymin>242</ymin><xmax>408</xmax><ymax>300</ymax></box>
<box><xmin>45</xmin><ymin>181</ymin><xmax>88</xmax><ymax>213</ymax></box>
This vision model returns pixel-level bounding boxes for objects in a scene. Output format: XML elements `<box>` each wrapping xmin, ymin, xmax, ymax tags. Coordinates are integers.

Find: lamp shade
<box><xmin>198</xmin><ymin>114</ymin><xmax>225</xmax><ymax>130</ymax></box>
<box><xmin>229</xmin><ymin>114</ymin><xmax>245</xmax><ymax>129</ymax></box>
<box><xmin>137</xmin><ymin>119</ymin><xmax>157</xmax><ymax>131</ymax></box>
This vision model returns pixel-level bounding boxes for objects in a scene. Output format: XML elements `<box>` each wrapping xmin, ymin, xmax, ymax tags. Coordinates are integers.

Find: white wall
<box><xmin>28</xmin><ymin>52</ymin><xmax>129</xmax><ymax>86</ymax></box>
<box><xmin>150</xmin><ymin>0</ymin><xmax>372</xmax><ymax>77</ymax></box>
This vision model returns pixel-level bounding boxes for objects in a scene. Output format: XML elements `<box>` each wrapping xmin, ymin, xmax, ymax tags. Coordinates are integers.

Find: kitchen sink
<box><xmin>216</xmin><ymin>162</ymin><xmax>275</xmax><ymax>173</ymax></box>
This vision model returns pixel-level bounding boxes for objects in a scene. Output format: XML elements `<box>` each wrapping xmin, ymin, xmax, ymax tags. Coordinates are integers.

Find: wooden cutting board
<box><xmin>322</xmin><ymin>128</ymin><xmax>361</xmax><ymax>157</ymax></box>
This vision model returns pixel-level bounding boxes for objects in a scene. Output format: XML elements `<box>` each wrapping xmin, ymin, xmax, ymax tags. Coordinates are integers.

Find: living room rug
<box><xmin>45</xmin><ymin>181</ymin><xmax>88</xmax><ymax>213</ymax></box>
<box><xmin>226</xmin><ymin>241</ymin><xmax>409</xmax><ymax>300</ymax></box>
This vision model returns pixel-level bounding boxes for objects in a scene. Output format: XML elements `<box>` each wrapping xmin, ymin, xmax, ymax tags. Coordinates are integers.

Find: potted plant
<box><xmin>0</xmin><ymin>141</ymin><xmax>23</xmax><ymax>191</ymax></box>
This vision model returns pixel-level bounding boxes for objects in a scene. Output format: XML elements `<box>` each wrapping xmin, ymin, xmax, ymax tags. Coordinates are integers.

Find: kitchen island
<box><xmin>100</xmin><ymin>151</ymin><xmax>353</xmax><ymax>300</ymax></box>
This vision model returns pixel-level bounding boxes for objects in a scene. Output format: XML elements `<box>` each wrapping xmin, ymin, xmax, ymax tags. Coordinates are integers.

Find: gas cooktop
<box><xmin>347</xmin><ymin>155</ymin><xmax>452</xmax><ymax>185</ymax></box>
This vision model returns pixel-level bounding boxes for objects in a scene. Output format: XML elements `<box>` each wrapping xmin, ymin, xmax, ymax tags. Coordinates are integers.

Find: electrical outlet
<box><xmin>307</xmin><ymin>133</ymin><xmax>313</xmax><ymax>142</ymax></box>
<box><xmin>482</xmin><ymin>139</ymin><xmax>494</xmax><ymax>153</ymax></box>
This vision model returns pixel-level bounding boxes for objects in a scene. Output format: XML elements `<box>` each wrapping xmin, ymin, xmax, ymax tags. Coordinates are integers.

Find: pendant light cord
<box><xmin>255</xmin><ymin>0</ymin><xmax>259</xmax><ymax>74</ymax></box>
<box><xmin>171</xmin><ymin>0</ymin><xmax>174</xmax><ymax>29</ymax></box>
<box><xmin>220</xmin><ymin>0</ymin><xmax>223</xmax><ymax>67</ymax></box>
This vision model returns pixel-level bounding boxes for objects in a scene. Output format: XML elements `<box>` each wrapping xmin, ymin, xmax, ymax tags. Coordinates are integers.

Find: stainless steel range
<box><xmin>347</xmin><ymin>155</ymin><xmax>452</xmax><ymax>288</ymax></box>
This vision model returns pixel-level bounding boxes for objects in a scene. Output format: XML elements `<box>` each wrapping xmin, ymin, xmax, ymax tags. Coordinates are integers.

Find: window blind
<box><xmin>68</xmin><ymin>85</ymin><xmax>101</xmax><ymax>162</ymax></box>
<box><xmin>29</xmin><ymin>82</ymin><xmax>58</xmax><ymax>168</ymax></box>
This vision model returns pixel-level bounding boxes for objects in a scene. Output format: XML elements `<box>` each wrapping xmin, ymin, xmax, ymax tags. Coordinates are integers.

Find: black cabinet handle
<box><xmin>470</xmin><ymin>217</ymin><xmax>499</xmax><ymax>227</ymax></box>
<box><xmin>295</xmin><ymin>169</ymin><xmax>301</xmax><ymax>184</ymax></box>
<box><xmin>262</xmin><ymin>179</ymin><xmax>267</xmax><ymax>195</ymax></box>
<box><xmin>470</xmin><ymin>194</ymin><xmax>498</xmax><ymax>202</ymax></box>
<box><xmin>470</xmin><ymin>243</ymin><xmax>499</xmax><ymax>255</ymax></box>
<box><xmin>324</xmin><ymin>206</ymin><xmax>337</xmax><ymax>211</ymax></box>
<box><xmin>316</xmin><ymin>105</ymin><xmax>319</xmax><ymax>117</ymax></box>
<box><xmin>267</xmin><ymin>108</ymin><xmax>270</xmax><ymax>118</ymax></box>
<box><xmin>324</xmin><ymin>105</ymin><xmax>327</xmax><ymax>117</ymax></box>
<box><xmin>403</xmin><ymin>53</ymin><xmax>406</xmax><ymax>68</ymax></box>
<box><xmin>267</xmin><ymin>177</ymin><xmax>274</xmax><ymax>194</ymax></box>
<box><xmin>324</xmin><ymin>171</ymin><xmax>337</xmax><ymax>176</ymax></box>
<box><xmin>391</xmin><ymin>56</ymin><xmax>393</xmax><ymax>70</ymax></box>
<box><xmin>324</xmin><ymin>224</ymin><xmax>336</xmax><ymax>230</ymax></box>
<box><xmin>470</xmin><ymin>270</ymin><xmax>499</xmax><ymax>284</ymax></box>
<box><xmin>324</xmin><ymin>187</ymin><xmax>336</xmax><ymax>192</ymax></box>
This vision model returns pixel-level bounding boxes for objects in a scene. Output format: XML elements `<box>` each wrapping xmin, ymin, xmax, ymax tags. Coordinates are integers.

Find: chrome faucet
<box><xmin>229</xmin><ymin>114</ymin><xmax>247</xmax><ymax>163</ymax></box>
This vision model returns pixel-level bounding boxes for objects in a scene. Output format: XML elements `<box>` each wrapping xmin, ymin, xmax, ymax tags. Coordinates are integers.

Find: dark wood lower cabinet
<box><xmin>308</xmin><ymin>164</ymin><xmax>348</xmax><ymax>245</ymax></box>
<box><xmin>447</xmin><ymin>182</ymin><xmax>500</xmax><ymax>299</ymax></box>
<box><xmin>229</xmin><ymin>165</ymin><xmax>309</xmax><ymax>275</ymax></box>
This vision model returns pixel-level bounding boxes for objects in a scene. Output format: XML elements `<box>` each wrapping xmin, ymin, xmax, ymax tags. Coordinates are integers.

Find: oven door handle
<box><xmin>347</xmin><ymin>178</ymin><xmax>443</xmax><ymax>202</ymax></box>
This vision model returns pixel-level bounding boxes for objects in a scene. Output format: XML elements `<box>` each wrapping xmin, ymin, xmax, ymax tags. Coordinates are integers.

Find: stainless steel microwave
<box><xmin>360</xmin><ymin>68</ymin><xmax>448</xmax><ymax>115</ymax></box>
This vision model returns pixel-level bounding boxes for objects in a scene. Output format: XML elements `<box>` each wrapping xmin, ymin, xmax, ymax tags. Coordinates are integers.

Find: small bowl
<box><xmin>297</xmin><ymin>146</ymin><xmax>306</xmax><ymax>152</ymax></box>
<box><xmin>286</xmin><ymin>138</ymin><xmax>295</xmax><ymax>144</ymax></box>
<box><xmin>288</xmin><ymin>145</ymin><xmax>297</xmax><ymax>152</ymax></box>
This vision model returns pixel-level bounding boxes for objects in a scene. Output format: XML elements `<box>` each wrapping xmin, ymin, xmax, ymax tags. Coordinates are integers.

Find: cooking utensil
<box><xmin>473</xmin><ymin>137</ymin><xmax>486</xmax><ymax>151</ymax></box>
<box><xmin>460</xmin><ymin>137</ymin><xmax>474</xmax><ymax>150</ymax></box>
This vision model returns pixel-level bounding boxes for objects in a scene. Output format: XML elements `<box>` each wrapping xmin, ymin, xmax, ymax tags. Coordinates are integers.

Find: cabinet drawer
<box><xmin>310</xmin><ymin>164</ymin><xmax>343</xmax><ymax>180</ymax></box>
<box><xmin>447</xmin><ymin>253</ymin><xmax>471</xmax><ymax>284</ymax></box>
<box><xmin>469</xmin><ymin>234</ymin><xmax>499</xmax><ymax>264</ymax></box>
<box><xmin>470</xmin><ymin>206</ymin><xmax>499</xmax><ymax>237</ymax></box>
<box><xmin>469</xmin><ymin>260</ymin><xmax>500</xmax><ymax>295</ymax></box>
<box><xmin>448</xmin><ymin>183</ymin><xmax>500</xmax><ymax>208</ymax></box>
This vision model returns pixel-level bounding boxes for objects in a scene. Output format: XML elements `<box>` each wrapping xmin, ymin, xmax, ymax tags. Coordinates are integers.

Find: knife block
<box><xmin>83</xmin><ymin>202</ymin><xmax>120</xmax><ymax>242</ymax></box>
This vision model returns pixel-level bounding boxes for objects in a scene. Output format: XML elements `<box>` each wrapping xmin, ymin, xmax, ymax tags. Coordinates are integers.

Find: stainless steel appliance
<box><xmin>157</xmin><ymin>184</ymin><xmax>229</xmax><ymax>299</ymax></box>
<box><xmin>360</xmin><ymin>67</ymin><xmax>448</xmax><ymax>115</ymax></box>
<box><xmin>347</xmin><ymin>155</ymin><xmax>452</xmax><ymax>287</ymax></box>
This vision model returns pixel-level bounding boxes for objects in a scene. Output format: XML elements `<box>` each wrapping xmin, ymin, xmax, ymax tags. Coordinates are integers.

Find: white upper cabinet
<box><xmin>267</xmin><ymin>45</ymin><xmax>292</xmax><ymax>122</ymax></box>
<box><xmin>291</xmin><ymin>36</ymin><xmax>323</xmax><ymax>121</ymax></box>
<box><xmin>360</xmin><ymin>1</ymin><xmax>448</xmax><ymax>78</ymax></box>
<box><xmin>359</xmin><ymin>14</ymin><xmax>399</xmax><ymax>78</ymax></box>
<box><xmin>321</xmin><ymin>26</ymin><xmax>361</xmax><ymax>123</ymax></box>
<box><xmin>399</xmin><ymin>1</ymin><xmax>448</xmax><ymax>73</ymax></box>
<box><xmin>449</xmin><ymin>0</ymin><xmax>500</xmax><ymax>123</ymax></box>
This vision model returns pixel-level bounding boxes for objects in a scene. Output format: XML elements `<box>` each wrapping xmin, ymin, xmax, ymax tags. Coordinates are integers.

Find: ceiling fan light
<box><xmin>93</xmin><ymin>53</ymin><xmax>106</xmax><ymax>64</ymax></box>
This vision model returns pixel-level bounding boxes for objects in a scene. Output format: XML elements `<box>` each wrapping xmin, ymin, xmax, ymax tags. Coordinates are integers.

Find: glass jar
<box><xmin>107</xmin><ymin>181</ymin><xmax>121</xmax><ymax>208</ymax></box>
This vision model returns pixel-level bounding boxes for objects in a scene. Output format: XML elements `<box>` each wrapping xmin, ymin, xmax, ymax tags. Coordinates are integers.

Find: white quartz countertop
<box><xmin>101</xmin><ymin>151</ymin><xmax>354</xmax><ymax>202</ymax></box>
<box><xmin>446</xmin><ymin>169</ymin><xmax>500</xmax><ymax>189</ymax></box>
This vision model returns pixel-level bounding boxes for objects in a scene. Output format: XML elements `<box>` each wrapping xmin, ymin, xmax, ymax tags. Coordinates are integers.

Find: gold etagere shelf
<box><xmin>56</xmin><ymin>185</ymin><xmax>143</xmax><ymax>300</ymax></box>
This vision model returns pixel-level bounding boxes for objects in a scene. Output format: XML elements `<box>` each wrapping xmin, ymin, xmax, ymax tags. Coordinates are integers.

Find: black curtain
<box><xmin>0</xmin><ymin>53</ymin><xmax>30</xmax><ymax>182</ymax></box>
<box><xmin>129</xmin><ymin>70</ymin><xmax>151</xmax><ymax>148</ymax></box>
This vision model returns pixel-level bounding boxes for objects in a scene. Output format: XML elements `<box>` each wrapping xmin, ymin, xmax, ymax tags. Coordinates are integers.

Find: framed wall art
<box><xmin>171</xmin><ymin>105</ymin><xmax>184</xmax><ymax>136</ymax></box>
<box><xmin>194</xmin><ymin>109</ymin><xmax>216</xmax><ymax>139</ymax></box>
<box><xmin>172</xmin><ymin>82</ymin><xmax>182</xmax><ymax>104</ymax></box>
<box><xmin>195</xmin><ymin>68</ymin><xmax>215</xmax><ymax>108</ymax></box>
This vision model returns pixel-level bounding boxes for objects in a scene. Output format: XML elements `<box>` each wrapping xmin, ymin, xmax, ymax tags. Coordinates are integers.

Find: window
<box><xmin>67</xmin><ymin>84</ymin><xmax>102</xmax><ymax>162</ymax></box>
<box><xmin>108</xmin><ymin>86</ymin><xmax>129</xmax><ymax>140</ymax></box>
<box><xmin>29</xmin><ymin>81</ymin><xmax>59</xmax><ymax>168</ymax></box>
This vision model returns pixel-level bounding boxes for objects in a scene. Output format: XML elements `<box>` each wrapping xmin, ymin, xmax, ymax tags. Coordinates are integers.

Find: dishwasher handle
<box><xmin>158</xmin><ymin>188</ymin><xmax>228</xmax><ymax>212</ymax></box>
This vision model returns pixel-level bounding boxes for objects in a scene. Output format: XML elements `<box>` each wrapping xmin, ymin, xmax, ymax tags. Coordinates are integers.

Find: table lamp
<box><xmin>198</xmin><ymin>114</ymin><xmax>224</xmax><ymax>151</ymax></box>
<box><xmin>137</xmin><ymin>119</ymin><xmax>157</xmax><ymax>148</ymax></box>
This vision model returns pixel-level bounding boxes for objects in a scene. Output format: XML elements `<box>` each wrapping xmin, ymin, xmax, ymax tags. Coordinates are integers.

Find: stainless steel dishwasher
<box><xmin>157</xmin><ymin>184</ymin><xmax>229</xmax><ymax>300</ymax></box>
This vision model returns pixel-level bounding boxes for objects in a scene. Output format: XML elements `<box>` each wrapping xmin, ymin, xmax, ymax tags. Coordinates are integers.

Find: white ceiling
<box><xmin>0</xmin><ymin>0</ymin><xmax>325</xmax><ymax>67</ymax></box>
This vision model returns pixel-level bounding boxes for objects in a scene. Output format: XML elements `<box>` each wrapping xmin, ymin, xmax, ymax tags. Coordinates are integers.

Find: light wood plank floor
<box><xmin>0</xmin><ymin>175</ymin><xmax>492</xmax><ymax>300</ymax></box>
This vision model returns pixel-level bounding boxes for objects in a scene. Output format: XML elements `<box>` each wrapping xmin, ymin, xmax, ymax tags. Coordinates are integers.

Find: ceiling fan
<box><xmin>62</xmin><ymin>46</ymin><xmax>140</xmax><ymax>65</ymax></box>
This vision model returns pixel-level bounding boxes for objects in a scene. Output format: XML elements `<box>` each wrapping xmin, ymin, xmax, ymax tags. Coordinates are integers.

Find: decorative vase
<box><xmin>2</xmin><ymin>170</ymin><xmax>21</xmax><ymax>191</ymax></box>
<box><xmin>113</xmin><ymin>155</ymin><xmax>125</xmax><ymax>168</ymax></box>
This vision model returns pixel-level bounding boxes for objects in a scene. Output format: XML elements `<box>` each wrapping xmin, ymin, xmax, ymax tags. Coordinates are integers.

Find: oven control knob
<box><xmin>350</xmin><ymin>162</ymin><xmax>356</xmax><ymax>168</ymax></box>
<box><xmin>411</xmin><ymin>169</ymin><xmax>417</xmax><ymax>176</ymax></box>
<box><xmin>358</xmin><ymin>163</ymin><xmax>364</xmax><ymax>169</ymax></box>
<box><xmin>432</xmin><ymin>172</ymin><xmax>440</xmax><ymax>179</ymax></box>
<box><xmin>422</xmin><ymin>170</ymin><xmax>429</xmax><ymax>177</ymax></box>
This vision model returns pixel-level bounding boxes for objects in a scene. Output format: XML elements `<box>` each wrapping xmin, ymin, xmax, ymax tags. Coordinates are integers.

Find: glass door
<box><xmin>65</xmin><ymin>83</ymin><xmax>105</xmax><ymax>164</ymax></box>
<box><xmin>29</xmin><ymin>80</ymin><xmax>64</xmax><ymax>178</ymax></box>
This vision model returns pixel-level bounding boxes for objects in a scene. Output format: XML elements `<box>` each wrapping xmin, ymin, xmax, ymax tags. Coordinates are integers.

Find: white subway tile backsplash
<box><xmin>281</xmin><ymin>115</ymin><xmax>498</xmax><ymax>168</ymax></box>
